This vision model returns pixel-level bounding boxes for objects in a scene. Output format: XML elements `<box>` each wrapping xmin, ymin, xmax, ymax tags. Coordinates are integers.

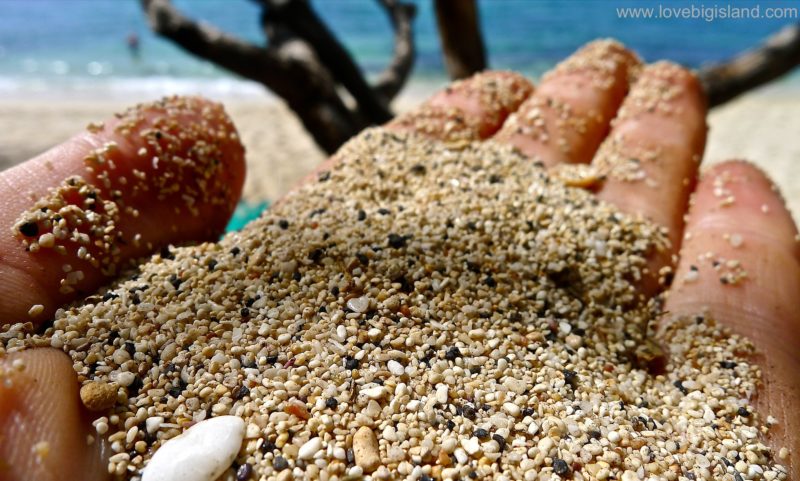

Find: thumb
<box><xmin>0</xmin><ymin>349</ymin><xmax>109</xmax><ymax>481</ymax></box>
<box><xmin>0</xmin><ymin>96</ymin><xmax>245</xmax><ymax>325</ymax></box>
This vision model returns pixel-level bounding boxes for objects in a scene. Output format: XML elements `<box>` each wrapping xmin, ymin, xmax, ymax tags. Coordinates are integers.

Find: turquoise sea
<box><xmin>1</xmin><ymin>0</ymin><xmax>799</xmax><ymax>100</ymax></box>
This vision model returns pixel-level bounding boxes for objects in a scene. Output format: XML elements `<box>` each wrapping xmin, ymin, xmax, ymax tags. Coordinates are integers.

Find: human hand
<box><xmin>0</xmin><ymin>41</ymin><xmax>796</xmax><ymax>480</ymax></box>
<box><xmin>0</xmin><ymin>96</ymin><xmax>245</xmax><ymax>479</ymax></box>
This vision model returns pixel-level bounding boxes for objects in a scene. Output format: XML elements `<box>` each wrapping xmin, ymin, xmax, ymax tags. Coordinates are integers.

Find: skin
<box><xmin>0</xmin><ymin>97</ymin><xmax>245</xmax><ymax>324</ymax></box>
<box><xmin>0</xmin><ymin>41</ymin><xmax>797</xmax><ymax>480</ymax></box>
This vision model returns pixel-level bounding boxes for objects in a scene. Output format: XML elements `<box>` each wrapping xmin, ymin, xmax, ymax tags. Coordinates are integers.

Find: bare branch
<box><xmin>140</xmin><ymin>0</ymin><xmax>363</xmax><ymax>153</ymax></box>
<box><xmin>141</xmin><ymin>0</ymin><xmax>279</xmax><ymax>82</ymax></box>
<box><xmin>699</xmin><ymin>23</ymin><xmax>800</xmax><ymax>108</ymax></box>
<box><xmin>263</xmin><ymin>0</ymin><xmax>393</xmax><ymax>123</ymax></box>
<box><xmin>434</xmin><ymin>0</ymin><xmax>487</xmax><ymax>80</ymax></box>
<box><xmin>373</xmin><ymin>0</ymin><xmax>417</xmax><ymax>101</ymax></box>
<box><xmin>140</xmin><ymin>0</ymin><xmax>421</xmax><ymax>151</ymax></box>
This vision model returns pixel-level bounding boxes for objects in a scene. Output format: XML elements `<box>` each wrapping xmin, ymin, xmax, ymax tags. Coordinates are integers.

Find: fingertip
<box><xmin>494</xmin><ymin>39</ymin><xmax>640</xmax><ymax>166</ymax></box>
<box><xmin>643</xmin><ymin>60</ymin><xmax>703</xmax><ymax>93</ymax></box>
<box><xmin>688</xmin><ymin>159</ymin><xmax>798</xmax><ymax>255</ymax></box>
<box><xmin>389</xmin><ymin>71</ymin><xmax>534</xmax><ymax>141</ymax></box>
<box><xmin>0</xmin><ymin>96</ymin><xmax>246</xmax><ymax>325</ymax></box>
<box><xmin>0</xmin><ymin>349</ymin><xmax>108</xmax><ymax>481</ymax></box>
<box><xmin>702</xmin><ymin>159</ymin><xmax>792</xmax><ymax>211</ymax></box>
<box><xmin>612</xmin><ymin>61</ymin><xmax>707</xmax><ymax>138</ymax></box>
<box><xmin>72</xmin><ymin>95</ymin><xmax>245</xmax><ymax>238</ymax></box>
<box><xmin>668</xmin><ymin>158</ymin><xmax>800</xmax><ymax>354</ymax></box>
<box><xmin>99</xmin><ymin>96</ymin><xmax>246</xmax><ymax>235</ymax></box>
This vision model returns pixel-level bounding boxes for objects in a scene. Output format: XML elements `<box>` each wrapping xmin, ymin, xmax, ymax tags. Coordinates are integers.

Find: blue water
<box><xmin>0</xmin><ymin>0</ymin><xmax>798</xmax><ymax>98</ymax></box>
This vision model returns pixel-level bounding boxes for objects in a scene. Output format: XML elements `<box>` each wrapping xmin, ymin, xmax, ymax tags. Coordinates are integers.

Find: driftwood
<box><xmin>141</xmin><ymin>0</ymin><xmax>415</xmax><ymax>153</ymax></box>
<box><xmin>433</xmin><ymin>0</ymin><xmax>487</xmax><ymax>80</ymax></box>
<box><xmin>699</xmin><ymin>23</ymin><xmax>800</xmax><ymax>108</ymax></box>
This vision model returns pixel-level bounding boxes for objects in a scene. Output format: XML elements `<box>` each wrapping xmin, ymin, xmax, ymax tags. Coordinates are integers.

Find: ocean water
<box><xmin>0</xmin><ymin>0</ymin><xmax>798</xmax><ymax>100</ymax></box>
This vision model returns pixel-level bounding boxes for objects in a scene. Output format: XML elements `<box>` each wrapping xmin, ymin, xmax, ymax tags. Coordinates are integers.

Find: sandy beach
<box><xmin>1</xmin><ymin>85</ymin><xmax>799</xmax><ymax>219</ymax></box>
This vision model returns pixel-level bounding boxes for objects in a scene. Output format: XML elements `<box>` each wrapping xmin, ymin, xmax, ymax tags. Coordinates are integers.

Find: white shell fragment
<box><xmin>361</xmin><ymin>385</ymin><xmax>388</xmax><ymax>400</ymax></box>
<box><xmin>346</xmin><ymin>296</ymin><xmax>370</xmax><ymax>313</ymax></box>
<box><xmin>387</xmin><ymin>360</ymin><xmax>405</xmax><ymax>376</ymax></box>
<box><xmin>435</xmin><ymin>384</ymin><xmax>449</xmax><ymax>404</ymax></box>
<box><xmin>298</xmin><ymin>437</ymin><xmax>323</xmax><ymax>460</ymax></box>
<box><xmin>461</xmin><ymin>437</ymin><xmax>480</xmax><ymax>455</ymax></box>
<box><xmin>141</xmin><ymin>416</ymin><xmax>245</xmax><ymax>481</ymax></box>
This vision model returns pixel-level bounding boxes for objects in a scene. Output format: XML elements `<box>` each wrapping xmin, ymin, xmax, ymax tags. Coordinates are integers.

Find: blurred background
<box><xmin>1</xmin><ymin>0</ymin><xmax>799</xmax><ymax>219</ymax></box>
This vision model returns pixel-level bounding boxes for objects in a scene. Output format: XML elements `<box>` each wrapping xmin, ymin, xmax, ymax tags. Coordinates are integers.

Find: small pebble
<box><xmin>436</xmin><ymin>384</ymin><xmax>449</xmax><ymax>404</ymax></box>
<box><xmin>502</xmin><ymin>402</ymin><xmax>521</xmax><ymax>417</ymax></box>
<box><xmin>27</xmin><ymin>304</ymin><xmax>44</xmax><ymax>317</ymax></box>
<box><xmin>565</xmin><ymin>334</ymin><xmax>583</xmax><ymax>348</ymax></box>
<box><xmin>116</xmin><ymin>371</ymin><xmax>135</xmax><ymax>387</ymax></box>
<box><xmin>362</xmin><ymin>386</ymin><xmax>388</xmax><ymax>400</ymax></box>
<box><xmin>347</xmin><ymin>296</ymin><xmax>370</xmax><ymax>313</ymax></box>
<box><xmin>80</xmin><ymin>381</ymin><xmax>117</xmax><ymax>412</ymax></box>
<box><xmin>387</xmin><ymin>360</ymin><xmax>405</xmax><ymax>376</ymax></box>
<box><xmin>236</xmin><ymin>463</ymin><xmax>252</xmax><ymax>481</ymax></box>
<box><xmin>622</xmin><ymin>470</ymin><xmax>639</xmax><ymax>481</ymax></box>
<box><xmin>444</xmin><ymin>346</ymin><xmax>462</xmax><ymax>361</ymax></box>
<box><xmin>553</xmin><ymin>458</ymin><xmax>570</xmax><ymax>476</ymax></box>
<box><xmin>285</xmin><ymin>399</ymin><xmax>311</xmax><ymax>420</ymax></box>
<box><xmin>146</xmin><ymin>416</ymin><xmax>164</xmax><ymax>434</ymax></box>
<box><xmin>461</xmin><ymin>437</ymin><xmax>480</xmax><ymax>455</ymax></box>
<box><xmin>11</xmin><ymin>358</ymin><xmax>25</xmax><ymax>371</ymax></box>
<box><xmin>298</xmin><ymin>437</ymin><xmax>322</xmax><ymax>460</ymax></box>
<box><xmin>18</xmin><ymin>221</ymin><xmax>38</xmax><ymax>237</ymax></box>
<box><xmin>38</xmin><ymin>232</ymin><xmax>55</xmax><ymax>248</ymax></box>
<box><xmin>353</xmin><ymin>426</ymin><xmax>381</xmax><ymax>473</ymax></box>
<box><xmin>32</xmin><ymin>441</ymin><xmax>50</xmax><ymax>461</ymax></box>
<box><xmin>273</xmin><ymin>456</ymin><xmax>289</xmax><ymax>471</ymax></box>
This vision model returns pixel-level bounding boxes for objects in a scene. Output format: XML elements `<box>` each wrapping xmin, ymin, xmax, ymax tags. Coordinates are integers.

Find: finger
<box><xmin>387</xmin><ymin>71</ymin><xmax>534</xmax><ymax>141</ymax></box>
<box><xmin>0</xmin><ymin>96</ymin><xmax>245</xmax><ymax>325</ymax></box>
<box><xmin>666</xmin><ymin>161</ymin><xmax>799</xmax><ymax>479</ymax></box>
<box><xmin>595</xmin><ymin>62</ymin><xmax>707</xmax><ymax>249</ymax></box>
<box><xmin>493</xmin><ymin>39</ymin><xmax>640</xmax><ymax>167</ymax></box>
<box><xmin>0</xmin><ymin>348</ymin><xmax>108</xmax><ymax>481</ymax></box>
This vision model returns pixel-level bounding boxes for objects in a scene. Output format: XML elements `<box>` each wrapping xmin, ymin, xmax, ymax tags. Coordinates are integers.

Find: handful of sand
<box><xmin>0</xmin><ymin>128</ymin><xmax>785</xmax><ymax>481</ymax></box>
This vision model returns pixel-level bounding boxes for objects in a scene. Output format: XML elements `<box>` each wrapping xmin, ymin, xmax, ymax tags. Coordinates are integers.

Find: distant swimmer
<box><xmin>127</xmin><ymin>33</ymin><xmax>140</xmax><ymax>60</ymax></box>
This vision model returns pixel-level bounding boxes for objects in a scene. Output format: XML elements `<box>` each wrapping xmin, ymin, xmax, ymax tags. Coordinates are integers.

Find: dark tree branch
<box><xmin>699</xmin><ymin>23</ymin><xmax>800</xmax><ymax>108</ymax></box>
<box><xmin>141</xmin><ymin>0</ymin><xmax>364</xmax><ymax>153</ymax></box>
<box><xmin>373</xmin><ymin>0</ymin><xmax>417</xmax><ymax>101</ymax></box>
<box><xmin>142</xmin><ymin>0</ymin><xmax>280</xmax><ymax>81</ymax></box>
<box><xmin>433</xmin><ymin>0</ymin><xmax>487</xmax><ymax>80</ymax></box>
<box><xmin>263</xmin><ymin>0</ymin><xmax>392</xmax><ymax>123</ymax></box>
<box><xmin>141</xmin><ymin>0</ymin><xmax>422</xmax><ymax>151</ymax></box>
